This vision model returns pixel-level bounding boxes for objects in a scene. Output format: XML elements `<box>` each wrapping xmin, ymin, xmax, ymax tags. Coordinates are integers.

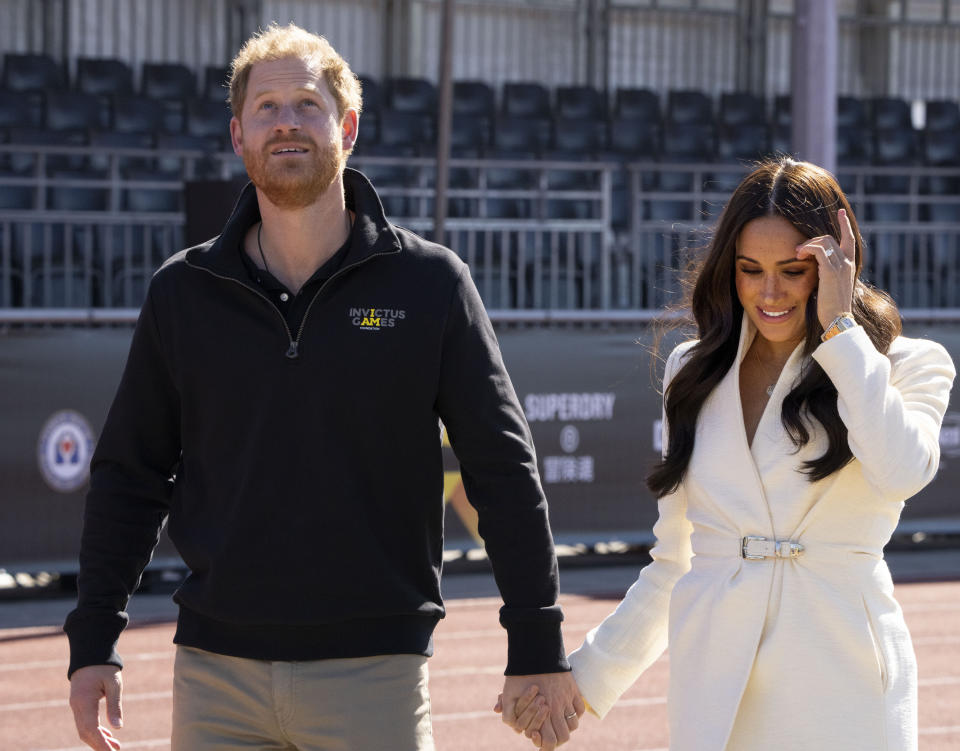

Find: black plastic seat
<box><xmin>45</xmin><ymin>90</ymin><xmax>107</xmax><ymax>131</ymax></box>
<box><xmin>7</xmin><ymin>127</ymin><xmax>88</xmax><ymax>174</ymax></box>
<box><xmin>386</xmin><ymin>77</ymin><xmax>436</xmax><ymax>115</ymax></box>
<box><xmin>112</xmin><ymin>95</ymin><xmax>167</xmax><ymax>134</ymax></box>
<box><xmin>203</xmin><ymin>66</ymin><xmax>230</xmax><ymax>102</ymax></box>
<box><xmin>354</xmin><ymin>143</ymin><xmax>418</xmax><ymax>217</ymax></box>
<box><xmin>2</xmin><ymin>53</ymin><xmax>65</xmax><ymax>91</ymax></box>
<box><xmin>556</xmin><ymin>86</ymin><xmax>605</xmax><ymax>120</ymax></box>
<box><xmin>608</xmin><ymin>118</ymin><xmax>659</xmax><ymax>160</ymax></box>
<box><xmin>76</xmin><ymin>57</ymin><xmax>134</xmax><ymax>97</ymax></box>
<box><xmin>925</xmin><ymin>100</ymin><xmax>960</xmax><ymax>132</ymax></box>
<box><xmin>493</xmin><ymin>117</ymin><xmax>547</xmax><ymax>154</ymax></box>
<box><xmin>502</xmin><ymin>82</ymin><xmax>550</xmax><ymax>119</ymax></box>
<box><xmin>837</xmin><ymin>96</ymin><xmax>866</xmax><ymax>128</ymax></box>
<box><xmin>651</xmin><ymin>123</ymin><xmax>714</xmax><ymax>220</ymax></box>
<box><xmin>666</xmin><ymin>90</ymin><xmax>713</xmax><ymax>125</ymax></box>
<box><xmin>553</xmin><ymin>117</ymin><xmax>604</xmax><ymax>154</ymax></box>
<box><xmin>712</xmin><ymin>124</ymin><xmax>771</xmax><ymax>191</ymax></box>
<box><xmin>378</xmin><ymin>110</ymin><xmax>433</xmax><ymax>149</ymax></box>
<box><xmin>185</xmin><ymin>98</ymin><xmax>231</xmax><ymax>140</ymax></box>
<box><xmin>358</xmin><ymin>75</ymin><xmax>381</xmax><ymax>114</ymax></box>
<box><xmin>48</xmin><ymin>169</ymin><xmax>109</xmax><ymax>211</ymax></box>
<box><xmin>155</xmin><ymin>133</ymin><xmax>222</xmax><ymax>178</ymax></box>
<box><xmin>869</xmin><ymin>97</ymin><xmax>911</xmax><ymax>130</ymax></box>
<box><xmin>453</xmin><ymin>80</ymin><xmax>495</xmax><ymax>119</ymax></box>
<box><xmin>836</xmin><ymin>125</ymin><xmax>872</xmax><ymax>165</ymax></box>
<box><xmin>142</xmin><ymin>63</ymin><xmax>197</xmax><ymax>100</ymax></box>
<box><xmin>450</xmin><ymin>114</ymin><xmax>488</xmax><ymax>152</ymax></box>
<box><xmin>614</xmin><ymin>88</ymin><xmax>660</xmax><ymax>123</ymax></box>
<box><xmin>0</xmin><ymin>88</ymin><xmax>40</xmax><ymax>129</ymax></box>
<box><xmin>718</xmin><ymin>92</ymin><xmax>766</xmax><ymax>128</ymax></box>
<box><xmin>0</xmin><ymin>183</ymin><xmax>34</xmax><ymax>209</ymax></box>
<box><xmin>89</xmin><ymin>131</ymin><xmax>155</xmax><ymax>174</ymax></box>
<box><xmin>923</xmin><ymin>130</ymin><xmax>960</xmax><ymax>195</ymax></box>
<box><xmin>122</xmin><ymin>169</ymin><xmax>181</xmax><ymax>212</ymax></box>
<box><xmin>773</xmin><ymin>95</ymin><xmax>791</xmax><ymax>127</ymax></box>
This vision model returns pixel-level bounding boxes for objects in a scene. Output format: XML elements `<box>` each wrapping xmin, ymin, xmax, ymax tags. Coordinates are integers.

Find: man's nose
<box><xmin>273</xmin><ymin>104</ymin><xmax>301</xmax><ymax>130</ymax></box>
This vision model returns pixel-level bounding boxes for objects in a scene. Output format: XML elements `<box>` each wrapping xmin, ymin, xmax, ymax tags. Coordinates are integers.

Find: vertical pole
<box><xmin>433</xmin><ymin>0</ymin><xmax>455</xmax><ymax>241</ymax></box>
<box><xmin>791</xmin><ymin>0</ymin><xmax>838</xmax><ymax>172</ymax></box>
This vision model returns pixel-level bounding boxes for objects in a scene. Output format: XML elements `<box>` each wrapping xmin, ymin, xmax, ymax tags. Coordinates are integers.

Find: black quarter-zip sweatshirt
<box><xmin>64</xmin><ymin>169</ymin><xmax>569</xmax><ymax>678</ymax></box>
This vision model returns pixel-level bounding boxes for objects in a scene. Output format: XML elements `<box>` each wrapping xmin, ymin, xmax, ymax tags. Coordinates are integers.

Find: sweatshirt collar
<box><xmin>185</xmin><ymin>167</ymin><xmax>402</xmax><ymax>279</ymax></box>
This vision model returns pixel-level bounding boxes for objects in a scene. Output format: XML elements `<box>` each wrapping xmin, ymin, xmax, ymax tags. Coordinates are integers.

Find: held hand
<box><xmin>499</xmin><ymin>673</ymin><xmax>585</xmax><ymax>750</ymax></box>
<box><xmin>795</xmin><ymin>207</ymin><xmax>857</xmax><ymax>330</ymax></box>
<box><xmin>69</xmin><ymin>665</ymin><xmax>123</xmax><ymax>751</ymax></box>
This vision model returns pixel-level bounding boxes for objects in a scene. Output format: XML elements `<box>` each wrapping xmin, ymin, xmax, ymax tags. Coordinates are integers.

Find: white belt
<box><xmin>741</xmin><ymin>535</ymin><xmax>805</xmax><ymax>560</ymax></box>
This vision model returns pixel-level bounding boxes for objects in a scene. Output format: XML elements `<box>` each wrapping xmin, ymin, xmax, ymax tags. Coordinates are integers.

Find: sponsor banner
<box><xmin>2</xmin><ymin>324</ymin><xmax>959</xmax><ymax>567</ymax></box>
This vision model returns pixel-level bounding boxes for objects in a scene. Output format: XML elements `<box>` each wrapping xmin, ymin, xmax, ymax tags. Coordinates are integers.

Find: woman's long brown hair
<box><xmin>646</xmin><ymin>157</ymin><xmax>902</xmax><ymax>498</ymax></box>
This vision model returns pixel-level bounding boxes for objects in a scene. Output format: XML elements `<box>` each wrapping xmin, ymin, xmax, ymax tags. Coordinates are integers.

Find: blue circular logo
<box><xmin>37</xmin><ymin>410</ymin><xmax>95</xmax><ymax>493</ymax></box>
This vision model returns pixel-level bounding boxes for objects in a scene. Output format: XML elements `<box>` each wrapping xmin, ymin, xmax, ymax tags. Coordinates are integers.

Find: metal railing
<box><xmin>2</xmin><ymin>143</ymin><xmax>960</xmax><ymax>319</ymax></box>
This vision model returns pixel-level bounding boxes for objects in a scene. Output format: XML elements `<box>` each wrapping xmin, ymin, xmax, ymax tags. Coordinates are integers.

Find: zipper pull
<box><xmin>285</xmin><ymin>341</ymin><xmax>299</xmax><ymax>359</ymax></box>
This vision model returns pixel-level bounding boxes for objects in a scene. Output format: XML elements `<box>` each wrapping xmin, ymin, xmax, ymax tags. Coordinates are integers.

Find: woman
<box><xmin>510</xmin><ymin>157</ymin><xmax>955</xmax><ymax>750</ymax></box>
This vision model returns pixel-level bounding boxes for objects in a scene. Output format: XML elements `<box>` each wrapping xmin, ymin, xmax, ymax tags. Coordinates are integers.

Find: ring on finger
<box><xmin>823</xmin><ymin>246</ymin><xmax>835</xmax><ymax>258</ymax></box>
<box><xmin>565</xmin><ymin>711</ymin><xmax>578</xmax><ymax>720</ymax></box>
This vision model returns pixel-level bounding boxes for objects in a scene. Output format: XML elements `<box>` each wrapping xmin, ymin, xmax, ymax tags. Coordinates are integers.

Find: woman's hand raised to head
<box><xmin>795</xmin><ymin>207</ymin><xmax>857</xmax><ymax>330</ymax></box>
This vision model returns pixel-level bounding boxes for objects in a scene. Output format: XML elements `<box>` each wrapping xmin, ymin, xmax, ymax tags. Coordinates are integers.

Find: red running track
<box><xmin>1</xmin><ymin>582</ymin><xmax>958</xmax><ymax>750</ymax></box>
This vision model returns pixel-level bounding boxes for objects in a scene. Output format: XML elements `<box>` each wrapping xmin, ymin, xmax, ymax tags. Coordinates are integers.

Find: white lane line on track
<box><xmin>0</xmin><ymin>651</ymin><xmax>174</xmax><ymax>673</ymax></box>
<box><xmin>0</xmin><ymin>690</ymin><xmax>171</xmax><ymax>712</ymax></box>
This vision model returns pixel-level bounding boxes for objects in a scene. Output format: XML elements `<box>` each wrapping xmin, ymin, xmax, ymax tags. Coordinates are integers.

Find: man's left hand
<box><xmin>498</xmin><ymin>673</ymin><xmax>585</xmax><ymax>749</ymax></box>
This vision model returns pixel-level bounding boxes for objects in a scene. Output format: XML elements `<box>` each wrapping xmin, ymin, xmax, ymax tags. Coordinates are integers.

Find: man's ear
<box><xmin>230</xmin><ymin>117</ymin><xmax>243</xmax><ymax>156</ymax></box>
<box><xmin>341</xmin><ymin>109</ymin><xmax>359</xmax><ymax>151</ymax></box>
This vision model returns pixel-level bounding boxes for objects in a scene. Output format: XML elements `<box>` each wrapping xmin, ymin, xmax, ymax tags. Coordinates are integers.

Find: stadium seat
<box><xmin>924</xmin><ymin>100</ymin><xmax>960</xmax><ymax>132</ymax></box>
<box><xmin>869</xmin><ymin>97</ymin><xmax>911</xmax><ymax>130</ymax></box>
<box><xmin>650</xmin><ymin>123</ymin><xmax>714</xmax><ymax>220</ymax></box>
<box><xmin>607</xmin><ymin>118</ymin><xmax>659</xmax><ymax>160</ymax></box>
<box><xmin>556</xmin><ymin>85</ymin><xmax>605</xmax><ymax>119</ymax></box>
<box><xmin>666</xmin><ymin>90</ymin><xmax>712</xmax><ymax>125</ymax></box>
<box><xmin>142</xmin><ymin>62</ymin><xmax>197</xmax><ymax>100</ymax></box>
<box><xmin>386</xmin><ymin>77</ymin><xmax>436</xmax><ymax>115</ymax></box>
<box><xmin>614</xmin><ymin>88</ymin><xmax>660</xmax><ymax>123</ymax></box>
<box><xmin>155</xmin><ymin>133</ymin><xmax>222</xmax><ymax>178</ymax></box>
<box><xmin>0</xmin><ymin>88</ymin><xmax>41</xmax><ymax>129</ymax></box>
<box><xmin>0</xmin><ymin>183</ymin><xmax>34</xmax><ymax>209</ymax></box>
<box><xmin>88</xmin><ymin>131</ymin><xmax>155</xmax><ymax>176</ymax></box>
<box><xmin>502</xmin><ymin>82</ymin><xmax>551</xmax><ymax>119</ymax></box>
<box><xmin>47</xmin><ymin>169</ymin><xmax>110</xmax><ymax>211</ymax></box>
<box><xmin>20</xmin><ymin>221</ymin><xmax>101</xmax><ymax>307</ymax></box>
<box><xmin>7</xmin><ymin>127</ymin><xmax>88</xmax><ymax>174</ymax></box>
<box><xmin>718</xmin><ymin>92</ymin><xmax>767</xmax><ymax>127</ymax></box>
<box><xmin>837</xmin><ymin>96</ymin><xmax>866</xmax><ymax>128</ymax></box>
<box><xmin>711</xmin><ymin>123</ymin><xmax>771</xmax><ymax>191</ymax></box>
<box><xmin>481</xmin><ymin>148</ymin><xmax>537</xmax><ymax>219</ymax></box>
<box><xmin>2</xmin><ymin>53</ymin><xmax>66</xmax><ymax>91</ymax></box>
<box><xmin>112</xmin><ymin>95</ymin><xmax>167</xmax><ymax>134</ymax></box>
<box><xmin>76</xmin><ymin>57</ymin><xmax>134</xmax><ymax>97</ymax></box>
<box><xmin>453</xmin><ymin>80</ymin><xmax>495</xmax><ymax>119</ymax></box>
<box><xmin>773</xmin><ymin>94</ymin><xmax>791</xmax><ymax>127</ymax></box>
<box><xmin>553</xmin><ymin>117</ymin><xmax>604</xmax><ymax>154</ymax></box>
<box><xmin>492</xmin><ymin>117</ymin><xmax>548</xmax><ymax>154</ymax></box>
<box><xmin>378</xmin><ymin>110</ymin><xmax>433</xmax><ymax>149</ymax></box>
<box><xmin>185</xmin><ymin>98</ymin><xmax>231</xmax><ymax>140</ymax></box>
<box><xmin>203</xmin><ymin>65</ymin><xmax>230</xmax><ymax>101</ymax></box>
<box><xmin>45</xmin><ymin>90</ymin><xmax>107</xmax><ymax>131</ymax></box>
<box><xmin>922</xmin><ymin>130</ymin><xmax>960</xmax><ymax>195</ymax></box>
<box><xmin>122</xmin><ymin>169</ymin><xmax>181</xmax><ymax>213</ymax></box>
<box><xmin>351</xmin><ymin>112</ymin><xmax>379</xmax><ymax>154</ymax></box>
<box><xmin>354</xmin><ymin>143</ymin><xmax>418</xmax><ymax>217</ymax></box>
<box><xmin>357</xmin><ymin>75</ymin><xmax>381</xmax><ymax>114</ymax></box>
<box><xmin>450</xmin><ymin>114</ymin><xmax>488</xmax><ymax>152</ymax></box>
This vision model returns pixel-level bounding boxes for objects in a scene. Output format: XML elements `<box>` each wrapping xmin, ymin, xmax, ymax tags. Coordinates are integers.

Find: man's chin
<box><xmin>256</xmin><ymin>175</ymin><xmax>337</xmax><ymax>209</ymax></box>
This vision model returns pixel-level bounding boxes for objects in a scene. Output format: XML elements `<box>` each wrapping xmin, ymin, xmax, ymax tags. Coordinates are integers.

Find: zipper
<box><xmin>186</xmin><ymin>248</ymin><xmax>397</xmax><ymax>360</ymax></box>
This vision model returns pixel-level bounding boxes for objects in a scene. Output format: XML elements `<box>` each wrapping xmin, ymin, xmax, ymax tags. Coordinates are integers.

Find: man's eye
<box><xmin>259</xmin><ymin>102</ymin><xmax>275</xmax><ymax>110</ymax></box>
<box><xmin>301</xmin><ymin>99</ymin><xmax>319</xmax><ymax>108</ymax></box>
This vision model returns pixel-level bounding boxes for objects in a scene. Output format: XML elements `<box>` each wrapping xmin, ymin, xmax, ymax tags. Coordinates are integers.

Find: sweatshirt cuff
<box><xmin>63</xmin><ymin>609</ymin><xmax>128</xmax><ymax>679</ymax></box>
<box><xmin>501</xmin><ymin>616</ymin><xmax>570</xmax><ymax>675</ymax></box>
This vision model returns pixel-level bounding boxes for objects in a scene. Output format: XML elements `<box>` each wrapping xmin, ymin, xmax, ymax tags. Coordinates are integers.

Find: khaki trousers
<box><xmin>171</xmin><ymin>646</ymin><xmax>434</xmax><ymax>751</ymax></box>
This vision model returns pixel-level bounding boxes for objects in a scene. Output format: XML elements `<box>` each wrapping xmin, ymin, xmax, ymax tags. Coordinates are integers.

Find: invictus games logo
<box><xmin>37</xmin><ymin>410</ymin><xmax>95</xmax><ymax>493</ymax></box>
<box><xmin>349</xmin><ymin>307</ymin><xmax>406</xmax><ymax>331</ymax></box>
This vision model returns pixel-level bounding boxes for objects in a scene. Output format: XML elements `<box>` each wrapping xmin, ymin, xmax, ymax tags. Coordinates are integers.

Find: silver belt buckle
<box><xmin>741</xmin><ymin>535</ymin><xmax>804</xmax><ymax>560</ymax></box>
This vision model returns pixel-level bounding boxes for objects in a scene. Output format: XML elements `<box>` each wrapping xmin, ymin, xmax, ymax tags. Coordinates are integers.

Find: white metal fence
<box><xmin>2</xmin><ymin>143</ymin><xmax>959</xmax><ymax>317</ymax></box>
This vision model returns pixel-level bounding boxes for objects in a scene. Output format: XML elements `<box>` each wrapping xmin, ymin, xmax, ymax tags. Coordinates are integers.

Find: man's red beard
<box><xmin>243</xmin><ymin>134</ymin><xmax>344</xmax><ymax>209</ymax></box>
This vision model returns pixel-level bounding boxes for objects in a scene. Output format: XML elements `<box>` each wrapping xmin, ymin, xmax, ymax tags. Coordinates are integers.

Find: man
<box><xmin>65</xmin><ymin>23</ymin><xmax>583</xmax><ymax>751</ymax></box>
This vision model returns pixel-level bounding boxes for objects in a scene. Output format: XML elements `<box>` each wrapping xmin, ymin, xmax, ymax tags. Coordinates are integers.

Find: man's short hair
<box><xmin>228</xmin><ymin>22</ymin><xmax>363</xmax><ymax>122</ymax></box>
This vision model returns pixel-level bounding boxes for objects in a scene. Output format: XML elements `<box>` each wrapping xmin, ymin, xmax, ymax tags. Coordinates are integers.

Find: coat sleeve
<box><xmin>63</xmin><ymin>285</ymin><xmax>182</xmax><ymax>678</ymax></box>
<box><xmin>812</xmin><ymin>326</ymin><xmax>956</xmax><ymax>499</ymax></box>
<box><xmin>434</xmin><ymin>265</ymin><xmax>568</xmax><ymax>675</ymax></box>
<box><xmin>567</xmin><ymin>343</ymin><xmax>695</xmax><ymax>718</ymax></box>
